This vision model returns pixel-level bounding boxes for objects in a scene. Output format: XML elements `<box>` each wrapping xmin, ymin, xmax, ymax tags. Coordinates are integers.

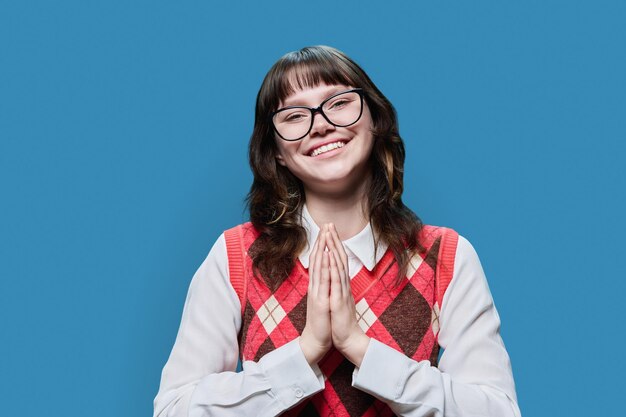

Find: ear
<box><xmin>275</xmin><ymin>153</ymin><xmax>286</xmax><ymax>166</ymax></box>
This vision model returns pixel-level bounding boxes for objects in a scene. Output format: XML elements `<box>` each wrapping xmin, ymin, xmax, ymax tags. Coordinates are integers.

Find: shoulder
<box><xmin>418</xmin><ymin>225</ymin><xmax>462</xmax><ymax>304</ymax></box>
<box><xmin>416</xmin><ymin>226</ymin><xmax>487</xmax><ymax>287</ymax></box>
<box><xmin>418</xmin><ymin>224</ymin><xmax>460</xmax><ymax>253</ymax></box>
<box><xmin>441</xmin><ymin>232</ymin><xmax>493</xmax><ymax>312</ymax></box>
<box><xmin>442</xmin><ymin>232</ymin><xmax>484</xmax><ymax>277</ymax></box>
<box><xmin>223</xmin><ymin>222</ymin><xmax>261</xmax><ymax>247</ymax></box>
<box><xmin>419</xmin><ymin>224</ymin><xmax>458</xmax><ymax>239</ymax></box>
<box><xmin>192</xmin><ymin>224</ymin><xmax>254</xmax><ymax>288</ymax></box>
<box><xmin>455</xmin><ymin>234</ymin><xmax>481</xmax><ymax>265</ymax></box>
<box><xmin>184</xmin><ymin>232</ymin><xmax>233</xmax><ymax>304</ymax></box>
<box><xmin>418</xmin><ymin>225</ymin><xmax>482</xmax><ymax>274</ymax></box>
<box><xmin>195</xmin><ymin>232</ymin><xmax>229</xmax><ymax>280</ymax></box>
<box><xmin>223</xmin><ymin>221</ymin><xmax>254</xmax><ymax>236</ymax></box>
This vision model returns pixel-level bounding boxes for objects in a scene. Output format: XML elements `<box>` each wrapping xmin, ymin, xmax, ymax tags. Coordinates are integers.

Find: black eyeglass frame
<box><xmin>270</xmin><ymin>88</ymin><xmax>365</xmax><ymax>141</ymax></box>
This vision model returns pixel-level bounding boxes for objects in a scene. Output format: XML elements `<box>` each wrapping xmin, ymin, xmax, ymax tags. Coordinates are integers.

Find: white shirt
<box><xmin>154</xmin><ymin>207</ymin><xmax>521</xmax><ymax>417</ymax></box>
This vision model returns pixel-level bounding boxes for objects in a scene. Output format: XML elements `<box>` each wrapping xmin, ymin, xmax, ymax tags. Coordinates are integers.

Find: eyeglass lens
<box><xmin>273</xmin><ymin>91</ymin><xmax>362</xmax><ymax>141</ymax></box>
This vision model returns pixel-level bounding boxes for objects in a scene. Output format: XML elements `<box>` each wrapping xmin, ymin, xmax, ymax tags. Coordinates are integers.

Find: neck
<box><xmin>304</xmin><ymin>181</ymin><xmax>369</xmax><ymax>241</ymax></box>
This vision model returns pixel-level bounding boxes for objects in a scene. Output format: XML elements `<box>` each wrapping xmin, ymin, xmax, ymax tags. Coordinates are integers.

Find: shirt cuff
<box><xmin>259</xmin><ymin>337</ymin><xmax>325</xmax><ymax>410</ymax></box>
<box><xmin>352</xmin><ymin>338</ymin><xmax>426</xmax><ymax>400</ymax></box>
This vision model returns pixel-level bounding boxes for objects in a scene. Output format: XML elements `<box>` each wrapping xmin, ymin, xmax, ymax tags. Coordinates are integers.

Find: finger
<box><xmin>309</xmin><ymin>228</ymin><xmax>323</xmax><ymax>268</ymax></box>
<box><xmin>308</xmin><ymin>238</ymin><xmax>319</xmax><ymax>292</ymax></box>
<box><xmin>328</xmin><ymin>244</ymin><xmax>342</xmax><ymax>301</ymax></box>
<box><xmin>326</xmin><ymin>231</ymin><xmax>346</xmax><ymax>295</ymax></box>
<box><xmin>328</xmin><ymin>224</ymin><xmax>350</xmax><ymax>293</ymax></box>
<box><xmin>329</xmin><ymin>223</ymin><xmax>349</xmax><ymax>276</ymax></box>
<box><xmin>313</xmin><ymin>228</ymin><xmax>328</xmax><ymax>295</ymax></box>
<box><xmin>320</xmin><ymin>240</ymin><xmax>331</xmax><ymax>297</ymax></box>
<box><xmin>309</xmin><ymin>228</ymin><xmax>322</xmax><ymax>293</ymax></box>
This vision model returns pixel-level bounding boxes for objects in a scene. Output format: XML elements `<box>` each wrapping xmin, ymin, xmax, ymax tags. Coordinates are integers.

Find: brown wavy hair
<box><xmin>246</xmin><ymin>45</ymin><xmax>424</xmax><ymax>289</ymax></box>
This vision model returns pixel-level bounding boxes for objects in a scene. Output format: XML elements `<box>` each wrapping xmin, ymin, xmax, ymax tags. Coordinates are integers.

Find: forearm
<box><xmin>352</xmin><ymin>339</ymin><xmax>520</xmax><ymax>417</ymax></box>
<box><xmin>156</xmin><ymin>339</ymin><xmax>325</xmax><ymax>417</ymax></box>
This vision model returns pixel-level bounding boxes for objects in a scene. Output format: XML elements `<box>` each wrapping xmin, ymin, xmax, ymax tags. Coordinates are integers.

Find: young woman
<box><xmin>154</xmin><ymin>46</ymin><xmax>521</xmax><ymax>417</ymax></box>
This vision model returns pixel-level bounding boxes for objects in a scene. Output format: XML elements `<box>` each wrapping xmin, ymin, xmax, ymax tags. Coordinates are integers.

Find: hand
<box><xmin>299</xmin><ymin>227</ymin><xmax>332</xmax><ymax>365</ymax></box>
<box><xmin>326</xmin><ymin>223</ymin><xmax>370</xmax><ymax>367</ymax></box>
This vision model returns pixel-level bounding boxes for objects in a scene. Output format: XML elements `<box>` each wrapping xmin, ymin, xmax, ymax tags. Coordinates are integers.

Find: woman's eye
<box><xmin>328</xmin><ymin>99</ymin><xmax>350</xmax><ymax>110</ymax></box>
<box><xmin>284</xmin><ymin>112</ymin><xmax>307</xmax><ymax>122</ymax></box>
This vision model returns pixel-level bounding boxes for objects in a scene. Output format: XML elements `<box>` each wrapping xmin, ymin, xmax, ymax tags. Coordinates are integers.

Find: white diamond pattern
<box><xmin>406</xmin><ymin>253</ymin><xmax>424</xmax><ymax>279</ymax></box>
<box><xmin>257</xmin><ymin>295</ymin><xmax>287</xmax><ymax>334</ymax></box>
<box><xmin>355</xmin><ymin>298</ymin><xmax>378</xmax><ymax>332</ymax></box>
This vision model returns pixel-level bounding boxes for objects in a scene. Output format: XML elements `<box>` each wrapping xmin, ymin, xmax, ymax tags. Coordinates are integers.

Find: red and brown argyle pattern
<box><xmin>226</xmin><ymin>223</ymin><xmax>457</xmax><ymax>417</ymax></box>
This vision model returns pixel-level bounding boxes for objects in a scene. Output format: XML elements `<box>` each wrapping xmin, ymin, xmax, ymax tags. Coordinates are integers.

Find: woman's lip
<box><xmin>311</xmin><ymin>147</ymin><xmax>343</xmax><ymax>160</ymax></box>
<box><xmin>308</xmin><ymin>141</ymin><xmax>348</xmax><ymax>159</ymax></box>
<box><xmin>306</xmin><ymin>139</ymin><xmax>350</xmax><ymax>157</ymax></box>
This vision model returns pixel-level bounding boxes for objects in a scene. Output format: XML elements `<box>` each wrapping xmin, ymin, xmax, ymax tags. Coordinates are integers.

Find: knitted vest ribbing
<box><xmin>224</xmin><ymin>223</ymin><xmax>459</xmax><ymax>417</ymax></box>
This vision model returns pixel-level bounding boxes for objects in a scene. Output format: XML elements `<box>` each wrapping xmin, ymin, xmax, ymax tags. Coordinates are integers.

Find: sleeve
<box><xmin>153</xmin><ymin>233</ymin><xmax>325</xmax><ymax>417</ymax></box>
<box><xmin>351</xmin><ymin>235</ymin><xmax>522</xmax><ymax>417</ymax></box>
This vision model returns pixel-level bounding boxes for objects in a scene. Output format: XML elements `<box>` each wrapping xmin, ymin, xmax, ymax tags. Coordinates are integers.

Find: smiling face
<box><xmin>273</xmin><ymin>83</ymin><xmax>375</xmax><ymax>196</ymax></box>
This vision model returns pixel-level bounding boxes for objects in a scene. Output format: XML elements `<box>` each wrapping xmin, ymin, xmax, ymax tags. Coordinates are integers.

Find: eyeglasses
<box><xmin>271</xmin><ymin>88</ymin><xmax>365</xmax><ymax>141</ymax></box>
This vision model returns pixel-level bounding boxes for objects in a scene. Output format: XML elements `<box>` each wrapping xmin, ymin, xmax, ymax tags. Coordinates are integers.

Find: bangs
<box><xmin>276</xmin><ymin>60</ymin><xmax>356</xmax><ymax>103</ymax></box>
<box><xmin>260</xmin><ymin>46</ymin><xmax>363</xmax><ymax>113</ymax></box>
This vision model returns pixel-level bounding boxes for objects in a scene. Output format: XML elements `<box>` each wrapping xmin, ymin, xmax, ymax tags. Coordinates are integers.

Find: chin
<box><xmin>306</xmin><ymin>169</ymin><xmax>370</xmax><ymax>195</ymax></box>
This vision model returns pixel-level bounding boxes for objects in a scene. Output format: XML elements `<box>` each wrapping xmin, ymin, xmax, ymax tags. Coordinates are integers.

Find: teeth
<box><xmin>311</xmin><ymin>141</ymin><xmax>345</xmax><ymax>157</ymax></box>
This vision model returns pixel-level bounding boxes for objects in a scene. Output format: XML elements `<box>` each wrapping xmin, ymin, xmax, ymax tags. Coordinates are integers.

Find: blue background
<box><xmin>1</xmin><ymin>1</ymin><xmax>624</xmax><ymax>416</ymax></box>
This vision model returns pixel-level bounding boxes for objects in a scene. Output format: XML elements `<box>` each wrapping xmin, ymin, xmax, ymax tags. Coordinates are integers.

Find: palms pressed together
<box><xmin>300</xmin><ymin>223</ymin><xmax>370</xmax><ymax>367</ymax></box>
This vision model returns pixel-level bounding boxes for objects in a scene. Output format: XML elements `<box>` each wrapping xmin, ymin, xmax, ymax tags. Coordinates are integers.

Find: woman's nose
<box><xmin>309</xmin><ymin>111</ymin><xmax>335</xmax><ymax>137</ymax></box>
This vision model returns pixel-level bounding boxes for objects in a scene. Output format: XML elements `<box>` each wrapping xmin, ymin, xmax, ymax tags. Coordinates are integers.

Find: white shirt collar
<box><xmin>298</xmin><ymin>204</ymin><xmax>388</xmax><ymax>271</ymax></box>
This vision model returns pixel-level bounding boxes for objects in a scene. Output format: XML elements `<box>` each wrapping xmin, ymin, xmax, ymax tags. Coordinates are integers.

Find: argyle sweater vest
<box><xmin>224</xmin><ymin>223</ymin><xmax>459</xmax><ymax>417</ymax></box>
